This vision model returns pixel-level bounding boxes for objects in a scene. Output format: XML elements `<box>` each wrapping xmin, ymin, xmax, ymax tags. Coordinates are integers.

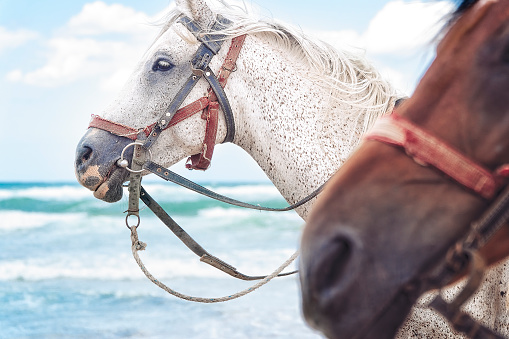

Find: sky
<box><xmin>0</xmin><ymin>0</ymin><xmax>455</xmax><ymax>183</ymax></box>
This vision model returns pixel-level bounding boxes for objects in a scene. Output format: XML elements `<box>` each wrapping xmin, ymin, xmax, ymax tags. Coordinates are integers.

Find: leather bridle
<box><xmin>365</xmin><ymin>113</ymin><xmax>509</xmax><ymax>338</ymax></box>
<box><xmin>88</xmin><ymin>15</ymin><xmax>326</xmax><ymax>287</ymax></box>
<box><xmin>90</xmin><ymin>15</ymin><xmax>240</xmax><ymax>171</ymax></box>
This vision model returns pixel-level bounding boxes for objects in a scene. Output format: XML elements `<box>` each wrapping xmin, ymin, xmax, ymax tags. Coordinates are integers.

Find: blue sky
<box><xmin>0</xmin><ymin>0</ymin><xmax>454</xmax><ymax>183</ymax></box>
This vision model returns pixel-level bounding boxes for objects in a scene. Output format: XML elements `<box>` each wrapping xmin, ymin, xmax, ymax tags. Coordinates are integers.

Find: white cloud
<box><xmin>363</xmin><ymin>0</ymin><xmax>454</xmax><ymax>55</ymax></box>
<box><xmin>66</xmin><ymin>1</ymin><xmax>158</xmax><ymax>36</ymax></box>
<box><xmin>9</xmin><ymin>37</ymin><xmax>136</xmax><ymax>87</ymax></box>
<box><xmin>312</xmin><ymin>1</ymin><xmax>454</xmax><ymax>55</ymax></box>
<box><xmin>7</xmin><ymin>1</ymin><xmax>168</xmax><ymax>90</ymax></box>
<box><xmin>310</xmin><ymin>1</ymin><xmax>454</xmax><ymax>95</ymax></box>
<box><xmin>0</xmin><ymin>27</ymin><xmax>38</xmax><ymax>54</ymax></box>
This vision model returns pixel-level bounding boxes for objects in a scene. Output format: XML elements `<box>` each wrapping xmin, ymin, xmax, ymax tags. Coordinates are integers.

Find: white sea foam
<box><xmin>197</xmin><ymin>207</ymin><xmax>302</xmax><ymax>223</ymax></box>
<box><xmin>0</xmin><ymin>185</ymin><xmax>91</xmax><ymax>201</ymax></box>
<box><xmin>0</xmin><ymin>246</ymin><xmax>297</xmax><ymax>282</ymax></box>
<box><xmin>0</xmin><ymin>211</ymin><xmax>85</xmax><ymax>231</ymax></box>
<box><xmin>0</xmin><ymin>258</ymin><xmax>135</xmax><ymax>281</ymax></box>
<box><xmin>197</xmin><ymin>207</ymin><xmax>259</xmax><ymax>219</ymax></box>
<box><xmin>227</xmin><ymin>248</ymin><xmax>299</xmax><ymax>273</ymax></box>
<box><xmin>0</xmin><ymin>254</ymin><xmax>227</xmax><ymax>281</ymax></box>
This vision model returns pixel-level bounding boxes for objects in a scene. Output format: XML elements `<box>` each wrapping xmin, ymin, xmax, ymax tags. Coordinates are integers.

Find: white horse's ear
<box><xmin>175</xmin><ymin>0</ymin><xmax>215</xmax><ymax>28</ymax></box>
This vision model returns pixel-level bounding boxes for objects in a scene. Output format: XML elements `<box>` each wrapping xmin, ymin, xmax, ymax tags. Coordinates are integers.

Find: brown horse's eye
<box><xmin>153</xmin><ymin>59</ymin><xmax>174</xmax><ymax>72</ymax></box>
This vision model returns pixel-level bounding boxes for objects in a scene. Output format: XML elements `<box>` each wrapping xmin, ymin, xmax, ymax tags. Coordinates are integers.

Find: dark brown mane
<box><xmin>434</xmin><ymin>0</ymin><xmax>481</xmax><ymax>46</ymax></box>
<box><xmin>448</xmin><ymin>0</ymin><xmax>480</xmax><ymax>25</ymax></box>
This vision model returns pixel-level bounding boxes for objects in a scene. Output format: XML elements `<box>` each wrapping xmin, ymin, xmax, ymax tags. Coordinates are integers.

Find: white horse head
<box><xmin>75</xmin><ymin>0</ymin><xmax>397</xmax><ymax>217</ymax></box>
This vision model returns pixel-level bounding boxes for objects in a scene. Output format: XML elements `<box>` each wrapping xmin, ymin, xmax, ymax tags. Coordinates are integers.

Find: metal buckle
<box><xmin>190</xmin><ymin>63</ymin><xmax>204</xmax><ymax>77</ymax></box>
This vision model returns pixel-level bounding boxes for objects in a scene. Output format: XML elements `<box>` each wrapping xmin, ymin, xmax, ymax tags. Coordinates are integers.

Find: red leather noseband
<box><xmin>365</xmin><ymin>113</ymin><xmax>509</xmax><ymax>200</ymax></box>
<box><xmin>88</xmin><ymin>34</ymin><xmax>246</xmax><ymax>171</ymax></box>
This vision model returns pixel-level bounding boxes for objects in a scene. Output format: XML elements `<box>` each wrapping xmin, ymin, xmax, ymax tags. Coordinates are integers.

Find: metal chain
<box><xmin>129</xmin><ymin>225</ymin><xmax>299</xmax><ymax>303</ymax></box>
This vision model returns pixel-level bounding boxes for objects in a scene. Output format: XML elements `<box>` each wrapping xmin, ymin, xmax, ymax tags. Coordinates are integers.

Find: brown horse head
<box><xmin>299</xmin><ymin>0</ymin><xmax>509</xmax><ymax>338</ymax></box>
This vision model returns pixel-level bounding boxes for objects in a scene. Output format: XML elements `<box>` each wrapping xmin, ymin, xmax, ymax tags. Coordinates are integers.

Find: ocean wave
<box><xmin>0</xmin><ymin>185</ymin><xmax>91</xmax><ymax>201</ymax></box>
<box><xmin>0</xmin><ymin>248</ymin><xmax>297</xmax><ymax>282</ymax></box>
<box><xmin>0</xmin><ymin>256</ymin><xmax>222</xmax><ymax>281</ymax></box>
<box><xmin>0</xmin><ymin>210</ymin><xmax>85</xmax><ymax>231</ymax></box>
<box><xmin>197</xmin><ymin>206</ymin><xmax>301</xmax><ymax>222</ymax></box>
<box><xmin>0</xmin><ymin>183</ymin><xmax>286</xmax><ymax>214</ymax></box>
<box><xmin>197</xmin><ymin>207</ymin><xmax>260</xmax><ymax>219</ymax></box>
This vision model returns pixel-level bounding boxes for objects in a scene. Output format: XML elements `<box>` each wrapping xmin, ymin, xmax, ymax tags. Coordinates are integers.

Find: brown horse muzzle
<box><xmin>300</xmin><ymin>228</ymin><xmax>373</xmax><ymax>338</ymax></box>
<box><xmin>300</xmin><ymin>220</ymin><xmax>424</xmax><ymax>339</ymax></box>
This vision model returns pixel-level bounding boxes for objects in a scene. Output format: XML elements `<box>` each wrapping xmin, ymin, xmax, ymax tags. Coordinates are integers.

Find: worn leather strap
<box><xmin>89</xmin><ymin>98</ymin><xmax>212</xmax><ymax>141</ymax></box>
<box><xmin>179</xmin><ymin>15</ymin><xmax>230</xmax><ymax>55</ymax></box>
<box><xmin>145</xmin><ymin>160</ymin><xmax>325</xmax><ymax>211</ymax></box>
<box><xmin>185</xmin><ymin>66</ymin><xmax>235</xmax><ymax>170</ymax></box>
<box><xmin>139</xmin><ymin>186</ymin><xmax>297</xmax><ymax>281</ymax></box>
<box><xmin>125</xmin><ymin>141</ymin><xmax>146</xmax><ymax>228</ymax></box>
<box><xmin>430</xmin><ymin>296</ymin><xmax>504</xmax><ymax>339</ymax></box>
<box><xmin>186</xmin><ymin>101</ymin><xmax>219</xmax><ymax>170</ymax></box>
<box><xmin>429</xmin><ymin>251</ymin><xmax>503</xmax><ymax>339</ymax></box>
<box><xmin>143</xmin><ymin>72</ymin><xmax>205</xmax><ymax>149</ymax></box>
<box><xmin>365</xmin><ymin>114</ymin><xmax>508</xmax><ymax>199</ymax></box>
<box><xmin>184</xmin><ymin>35</ymin><xmax>245</xmax><ymax>170</ymax></box>
<box><xmin>213</xmin><ymin>35</ymin><xmax>247</xmax><ymax>142</ymax></box>
<box><xmin>204</xmin><ymin>66</ymin><xmax>235</xmax><ymax>143</ymax></box>
<box><xmin>89</xmin><ymin>115</ymin><xmax>149</xmax><ymax>141</ymax></box>
<box><xmin>184</xmin><ymin>36</ymin><xmax>246</xmax><ymax>170</ymax></box>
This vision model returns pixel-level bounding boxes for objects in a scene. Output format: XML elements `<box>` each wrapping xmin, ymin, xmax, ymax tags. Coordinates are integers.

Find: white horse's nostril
<box><xmin>76</xmin><ymin>146</ymin><xmax>93</xmax><ymax>168</ymax></box>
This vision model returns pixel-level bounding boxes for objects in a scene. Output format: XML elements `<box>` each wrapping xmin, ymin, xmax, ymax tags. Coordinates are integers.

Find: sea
<box><xmin>0</xmin><ymin>181</ymin><xmax>322</xmax><ymax>339</ymax></box>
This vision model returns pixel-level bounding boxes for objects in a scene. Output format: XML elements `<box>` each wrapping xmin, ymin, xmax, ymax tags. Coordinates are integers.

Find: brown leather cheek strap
<box><xmin>88</xmin><ymin>34</ymin><xmax>247</xmax><ymax>170</ymax></box>
<box><xmin>186</xmin><ymin>34</ymin><xmax>246</xmax><ymax>170</ymax></box>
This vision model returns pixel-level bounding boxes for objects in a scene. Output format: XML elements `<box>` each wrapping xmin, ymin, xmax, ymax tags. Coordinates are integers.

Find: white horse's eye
<box><xmin>153</xmin><ymin>59</ymin><xmax>174</xmax><ymax>72</ymax></box>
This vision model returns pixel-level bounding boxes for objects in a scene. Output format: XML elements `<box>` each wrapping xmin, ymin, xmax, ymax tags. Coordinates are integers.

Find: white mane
<box><xmin>157</xmin><ymin>0</ymin><xmax>398</xmax><ymax>135</ymax></box>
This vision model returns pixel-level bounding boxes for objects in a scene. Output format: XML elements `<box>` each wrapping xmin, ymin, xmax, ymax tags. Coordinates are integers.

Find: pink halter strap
<box><xmin>365</xmin><ymin>113</ymin><xmax>509</xmax><ymax>200</ymax></box>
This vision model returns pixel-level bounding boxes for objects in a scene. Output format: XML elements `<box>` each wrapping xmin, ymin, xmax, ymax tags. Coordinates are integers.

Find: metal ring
<box><xmin>119</xmin><ymin>142</ymin><xmax>152</xmax><ymax>173</ymax></box>
<box><xmin>125</xmin><ymin>214</ymin><xmax>141</xmax><ymax>229</ymax></box>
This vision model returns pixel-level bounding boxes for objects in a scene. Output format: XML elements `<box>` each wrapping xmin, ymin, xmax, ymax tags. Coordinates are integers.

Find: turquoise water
<box><xmin>0</xmin><ymin>182</ymin><xmax>320</xmax><ymax>338</ymax></box>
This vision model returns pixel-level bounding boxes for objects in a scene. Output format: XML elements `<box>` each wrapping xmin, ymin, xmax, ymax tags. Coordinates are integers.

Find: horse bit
<box><xmin>88</xmin><ymin>15</ymin><xmax>325</xmax><ymax>303</ymax></box>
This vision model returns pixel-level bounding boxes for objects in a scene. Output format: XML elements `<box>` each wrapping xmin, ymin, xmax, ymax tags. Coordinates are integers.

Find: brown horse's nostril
<box><xmin>310</xmin><ymin>236</ymin><xmax>353</xmax><ymax>299</ymax></box>
<box><xmin>300</xmin><ymin>231</ymin><xmax>363</xmax><ymax>335</ymax></box>
<box><xmin>303</xmin><ymin>230</ymin><xmax>364</xmax><ymax>311</ymax></box>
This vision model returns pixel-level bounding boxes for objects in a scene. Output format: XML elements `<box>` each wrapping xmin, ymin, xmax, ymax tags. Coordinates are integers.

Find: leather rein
<box><xmin>366</xmin><ymin>113</ymin><xmax>509</xmax><ymax>338</ymax></box>
<box><xmin>88</xmin><ymin>15</ymin><xmax>326</xmax><ymax>291</ymax></box>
